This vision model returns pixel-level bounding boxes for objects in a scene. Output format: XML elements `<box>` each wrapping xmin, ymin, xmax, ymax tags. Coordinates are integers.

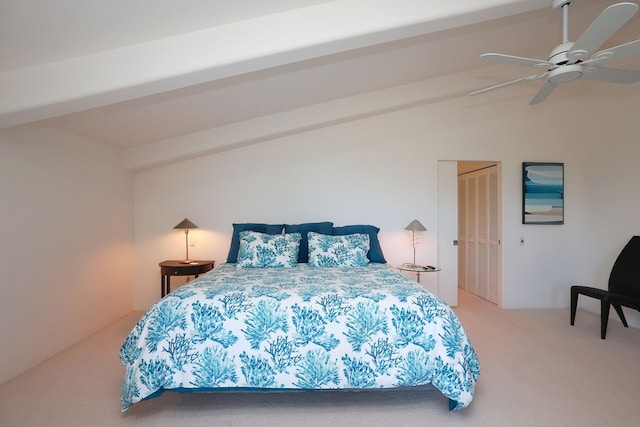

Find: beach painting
<box><xmin>522</xmin><ymin>162</ymin><xmax>564</xmax><ymax>224</ymax></box>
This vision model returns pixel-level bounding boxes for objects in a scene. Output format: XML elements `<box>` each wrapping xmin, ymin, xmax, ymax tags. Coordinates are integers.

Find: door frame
<box><xmin>437</xmin><ymin>160</ymin><xmax>459</xmax><ymax>306</ymax></box>
<box><xmin>437</xmin><ymin>160</ymin><xmax>503</xmax><ymax>307</ymax></box>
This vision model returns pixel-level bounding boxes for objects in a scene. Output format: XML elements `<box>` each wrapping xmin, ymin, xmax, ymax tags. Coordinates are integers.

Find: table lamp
<box><xmin>404</xmin><ymin>219</ymin><xmax>426</xmax><ymax>267</ymax></box>
<box><xmin>174</xmin><ymin>218</ymin><xmax>198</xmax><ymax>263</ymax></box>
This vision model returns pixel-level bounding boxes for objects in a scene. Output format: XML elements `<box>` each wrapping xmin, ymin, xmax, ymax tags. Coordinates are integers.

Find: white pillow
<box><xmin>237</xmin><ymin>231</ymin><xmax>301</xmax><ymax>268</ymax></box>
<box><xmin>307</xmin><ymin>232</ymin><xmax>370</xmax><ymax>267</ymax></box>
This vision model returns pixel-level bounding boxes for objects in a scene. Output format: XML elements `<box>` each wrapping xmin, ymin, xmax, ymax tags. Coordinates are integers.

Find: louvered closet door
<box><xmin>467</xmin><ymin>176</ymin><xmax>478</xmax><ymax>296</ymax></box>
<box><xmin>458</xmin><ymin>165</ymin><xmax>500</xmax><ymax>304</ymax></box>
<box><xmin>477</xmin><ymin>174</ymin><xmax>489</xmax><ymax>300</ymax></box>
<box><xmin>487</xmin><ymin>169</ymin><xmax>500</xmax><ymax>304</ymax></box>
<box><xmin>458</xmin><ymin>178</ymin><xmax>468</xmax><ymax>291</ymax></box>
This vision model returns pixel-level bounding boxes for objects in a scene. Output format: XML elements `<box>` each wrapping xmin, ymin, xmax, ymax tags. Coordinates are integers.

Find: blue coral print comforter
<box><xmin>120</xmin><ymin>263</ymin><xmax>479</xmax><ymax>411</ymax></box>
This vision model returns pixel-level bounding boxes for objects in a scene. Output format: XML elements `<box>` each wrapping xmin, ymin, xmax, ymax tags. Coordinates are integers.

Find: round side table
<box><xmin>397</xmin><ymin>264</ymin><xmax>441</xmax><ymax>283</ymax></box>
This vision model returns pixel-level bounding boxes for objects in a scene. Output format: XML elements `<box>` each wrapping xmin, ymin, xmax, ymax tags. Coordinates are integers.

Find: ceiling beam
<box><xmin>0</xmin><ymin>0</ymin><xmax>543</xmax><ymax>129</ymax></box>
<box><xmin>121</xmin><ymin>70</ymin><xmax>490</xmax><ymax>172</ymax></box>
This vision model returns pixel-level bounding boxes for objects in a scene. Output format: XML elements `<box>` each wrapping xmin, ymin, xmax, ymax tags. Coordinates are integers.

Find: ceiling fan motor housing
<box><xmin>546</xmin><ymin>42</ymin><xmax>584</xmax><ymax>83</ymax></box>
<box><xmin>548</xmin><ymin>42</ymin><xmax>574</xmax><ymax>65</ymax></box>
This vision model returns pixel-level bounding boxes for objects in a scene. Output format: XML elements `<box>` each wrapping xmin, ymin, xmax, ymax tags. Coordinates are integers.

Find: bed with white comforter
<box><xmin>120</xmin><ymin>262</ymin><xmax>480</xmax><ymax>411</ymax></box>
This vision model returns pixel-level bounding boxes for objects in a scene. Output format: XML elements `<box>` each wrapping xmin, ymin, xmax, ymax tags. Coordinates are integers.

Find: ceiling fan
<box><xmin>469</xmin><ymin>0</ymin><xmax>640</xmax><ymax>105</ymax></box>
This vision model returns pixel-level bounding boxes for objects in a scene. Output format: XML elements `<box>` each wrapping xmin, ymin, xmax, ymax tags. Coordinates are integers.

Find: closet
<box><xmin>458</xmin><ymin>164</ymin><xmax>501</xmax><ymax>304</ymax></box>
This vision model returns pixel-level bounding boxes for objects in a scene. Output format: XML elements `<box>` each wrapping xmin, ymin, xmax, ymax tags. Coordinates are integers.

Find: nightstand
<box><xmin>159</xmin><ymin>260</ymin><xmax>214</xmax><ymax>297</ymax></box>
<box><xmin>397</xmin><ymin>264</ymin><xmax>440</xmax><ymax>283</ymax></box>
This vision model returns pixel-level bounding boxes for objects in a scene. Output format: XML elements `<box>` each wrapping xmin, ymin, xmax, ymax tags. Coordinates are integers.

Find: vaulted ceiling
<box><xmin>1</xmin><ymin>0</ymin><xmax>639</xmax><ymax>169</ymax></box>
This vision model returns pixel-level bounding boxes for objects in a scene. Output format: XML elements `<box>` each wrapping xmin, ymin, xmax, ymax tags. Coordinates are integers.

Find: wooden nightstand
<box><xmin>159</xmin><ymin>260</ymin><xmax>214</xmax><ymax>297</ymax></box>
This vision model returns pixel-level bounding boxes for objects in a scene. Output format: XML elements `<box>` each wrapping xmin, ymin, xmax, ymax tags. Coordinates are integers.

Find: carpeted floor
<box><xmin>1</xmin><ymin>290</ymin><xmax>639</xmax><ymax>427</ymax></box>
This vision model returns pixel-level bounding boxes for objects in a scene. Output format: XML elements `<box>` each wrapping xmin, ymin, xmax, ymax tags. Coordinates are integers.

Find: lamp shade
<box><xmin>404</xmin><ymin>219</ymin><xmax>426</xmax><ymax>232</ymax></box>
<box><xmin>174</xmin><ymin>218</ymin><xmax>198</xmax><ymax>230</ymax></box>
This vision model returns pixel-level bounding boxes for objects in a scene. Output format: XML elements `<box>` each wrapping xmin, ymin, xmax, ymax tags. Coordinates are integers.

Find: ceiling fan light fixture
<box><xmin>548</xmin><ymin>64</ymin><xmax>583</xmax><ymax>83</ymax></box>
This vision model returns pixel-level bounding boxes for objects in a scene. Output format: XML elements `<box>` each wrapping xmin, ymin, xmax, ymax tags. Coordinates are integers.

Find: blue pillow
<box><xmin>332</xmin><ymin>225</ymin><xmax>386</xmax><ymax>263</ymax></box>
<box><xmin>284</xmin><ymin>222</ymin><xmax>334</xmax><ymax>263</ymax></box>
<box><xmin>226</xmin><ymin>223</ymin><xmax>284</xmax><ymax>263</ymax></box>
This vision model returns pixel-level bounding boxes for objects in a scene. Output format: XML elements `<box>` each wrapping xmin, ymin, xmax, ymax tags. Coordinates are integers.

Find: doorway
<box><xmin>437</xmin><ymin>161</ymin><xmax>502</xmax><ymax>307</ymax></box>
<box><xmin>458</xmin><ymin>162</ymin><xmax>501</xmax><ymax>305</ymax></box>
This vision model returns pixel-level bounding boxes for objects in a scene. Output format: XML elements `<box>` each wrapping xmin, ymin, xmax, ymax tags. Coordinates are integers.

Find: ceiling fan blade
<box><xmin>568</xmin><ymin>2</ymin><xmax>639</xmax><ymax>62</ymax></box>
<box><xmin>469</xmin><ymin>73</ymin><xmax>548</xmax><ymax>96</ymax></box>
<box><xmin>529</xmin><ymin>81</ymin><xmax>557</xmax><ymax>105</ymax></box>
<box><xmin>583</xmin><ymin>66</ymin><xmax>640</xmax><ymax>84</ymax></box>
<box><xmin>480</xmin><ymin>53</ymin><xmax>550</xmax><ymax>69</ymax></box>
<box><xmin>592</xmin><ymin>38</ymin><xmax>640</xmax><ymax>64</ymax></box>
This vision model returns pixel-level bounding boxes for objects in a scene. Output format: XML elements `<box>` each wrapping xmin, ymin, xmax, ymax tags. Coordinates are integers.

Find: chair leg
<box><xmin>570</xmin><ymin>287</ymin><xmax>579</xmax><ymax>325</ymax></box>
<box><xmin>612</xmin><ymin>304</ymin><xmax>628</xmax><ymax>328</ymax></box>
<box><xmin>600</xmin><ymin>298</ymin><xmax>611</xmax><ymax>340</ymax></box>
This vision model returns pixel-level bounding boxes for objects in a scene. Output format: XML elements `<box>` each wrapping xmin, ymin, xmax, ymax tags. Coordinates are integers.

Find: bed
<box><xmin>120</xmin><ymin>222</ymin><xmax>480</xmax><ymax>411</ymax></box>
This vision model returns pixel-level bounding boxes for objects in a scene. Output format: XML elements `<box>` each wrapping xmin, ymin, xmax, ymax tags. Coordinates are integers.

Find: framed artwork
<box><xmin>522</xmin><ymin>162</ymin><xmax>564</xmax><ymax>224</ymax></box>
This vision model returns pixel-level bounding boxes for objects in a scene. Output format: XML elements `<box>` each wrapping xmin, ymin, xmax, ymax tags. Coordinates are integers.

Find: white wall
<box><xmin>571</xmin><ymin>107</ymin><xmax>640</xmax><ymax>327</ymax></box>
<box><xmin>133</xmin><ymin>82</ymin><xmax>639</xmax><ymax>329</ymax></box>
<box><xmin>0</xmin><ymin>126</ymin><xmax>134</xmax><ymax>385</ymax></box>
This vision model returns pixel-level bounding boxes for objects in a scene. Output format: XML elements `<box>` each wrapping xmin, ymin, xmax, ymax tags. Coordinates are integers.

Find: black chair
<box><xmin>570</xmin><ymin>236</ymin><xmax>640</xmax><ymax>339</ymax></box>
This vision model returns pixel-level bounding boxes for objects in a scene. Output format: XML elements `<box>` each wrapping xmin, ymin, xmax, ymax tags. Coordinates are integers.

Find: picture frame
<box><xmin>522</xmin><ymin>162</ymin><xmax>564</xmax><ymax>225</ymax></box>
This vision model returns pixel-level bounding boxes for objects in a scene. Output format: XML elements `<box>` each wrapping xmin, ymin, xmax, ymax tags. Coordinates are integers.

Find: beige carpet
<box><xmin>2</xmin><ymin>290</ymin><xmax>640</xmax><ymax>427</ymax></box>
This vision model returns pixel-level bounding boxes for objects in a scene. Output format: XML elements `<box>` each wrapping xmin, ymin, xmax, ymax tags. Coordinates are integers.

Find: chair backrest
<box><xmin>608</xmin><ymin>236</ymin><xmax>640</xmax><ymax>298</ymax></box>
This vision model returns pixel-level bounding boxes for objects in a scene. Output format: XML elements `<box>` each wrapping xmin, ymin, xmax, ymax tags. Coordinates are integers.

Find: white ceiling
<box><xmin>1</xmin><ymin>0</ymin><xmax>639</xmax><ymax>156</ymax></box>
<box><xmin>0</xmin><ymin>0</ymin><xmax>340</xmax><ymax>72</ymax></box>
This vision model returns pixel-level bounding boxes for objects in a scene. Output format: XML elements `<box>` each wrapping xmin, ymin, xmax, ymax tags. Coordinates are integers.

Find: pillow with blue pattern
<box><xmin>307</xmin><ymin>231</ymin><xmax>370</xmax><ymax>267</ymax></box>
<box><xmin>227</xmin><ymin>223</ymin><xmax>285</xmax><ymax>263</ymax></box>
<box><xmin>284</xmin><ymin>222</ymin><xmax>333</xmax><ymax>263</ymax></box>
<box><xmin>237</xmin><ymin>231</ymin><xmax>301</xmax><ymax>268</ymax></box>
<box><xmin>332</xmin><ymin>224</ymin><xmax>386</xmax><ymax>263</ymax></box>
